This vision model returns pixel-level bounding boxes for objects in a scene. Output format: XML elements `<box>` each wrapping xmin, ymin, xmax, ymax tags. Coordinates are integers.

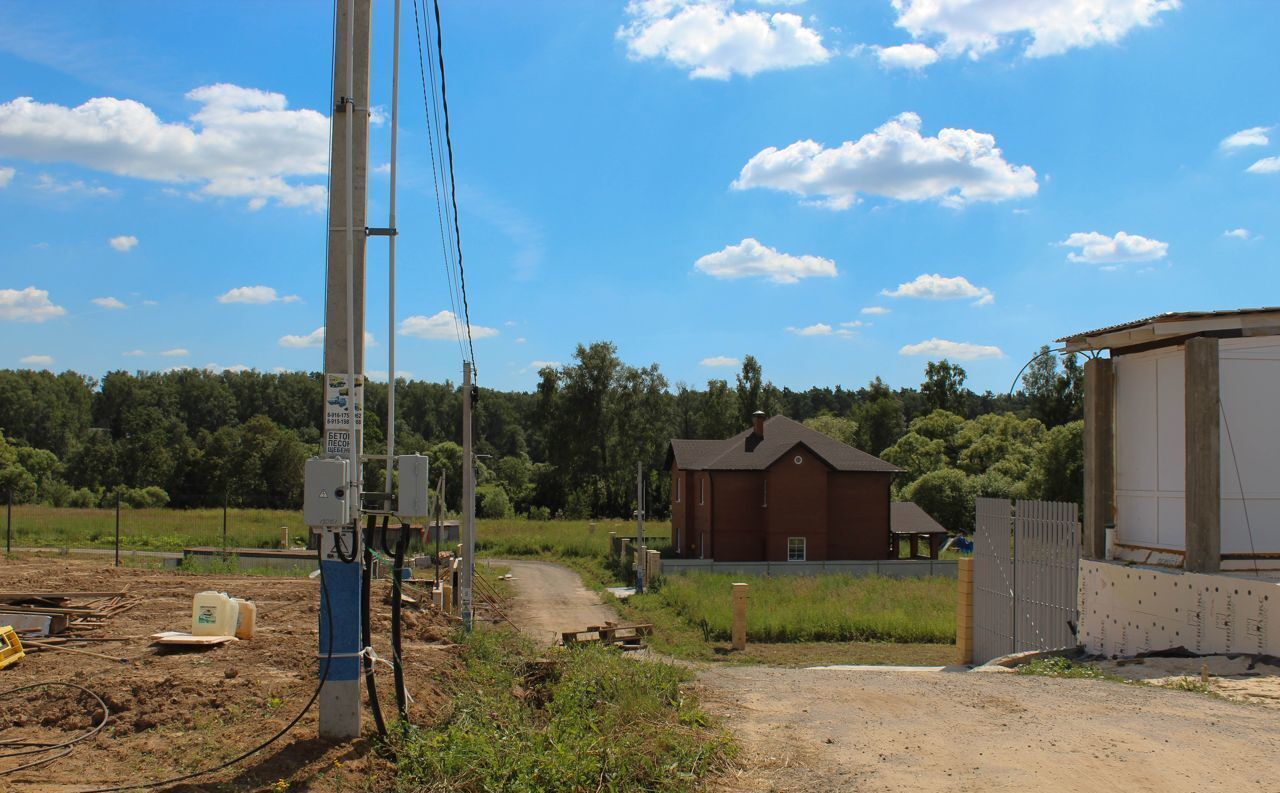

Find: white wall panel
<box><xmin>1219</xmin><ymin>337</ymin><xmax>1280</xmax><ymax>554</ymax></box>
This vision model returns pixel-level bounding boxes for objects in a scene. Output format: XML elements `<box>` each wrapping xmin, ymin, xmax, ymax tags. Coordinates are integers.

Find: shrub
<box><xmin>65</xmin><ymin>488</ymin><xmax>100</xmax><ymax>508</ymax></box>
<box><xmin>526</xmin><ymin>505</ymin><xmax>551</xmax><ymax>521</ymax></box>
<box><xmin>476</xmin><ymin>485</ymin><xmax>512</xmax><ymax>519</ymax></box>
<box><xmin>121</xmin><ymin>486</ymin><xmax>171</xmax><ymax>509</ymax></box>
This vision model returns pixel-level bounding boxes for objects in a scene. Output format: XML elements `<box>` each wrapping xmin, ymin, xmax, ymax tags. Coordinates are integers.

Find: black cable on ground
<box><xmin>0</xmin><ymin>682</ymin><xmax>109</xmax><ymax>776</ymax></box>
<box><xmin>362</xmin><ymin>517</ymin><xmax>389</xmax><ymax>740</ymax></box>
<box><xmin>72</xmin><ymin>546</ymin><xmax>337</xmax><ymax>793</ymax></box>
<box><xmin>389</xmin><ymin>519</ymin><xmax>409</xmax><ymax>716</ymax></box>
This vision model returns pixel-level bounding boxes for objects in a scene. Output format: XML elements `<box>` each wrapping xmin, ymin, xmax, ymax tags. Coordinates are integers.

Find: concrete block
<box><xmin>731</xmin><ymin>583</ymin><xmax>748</xmax><ymax>651</ymax></box>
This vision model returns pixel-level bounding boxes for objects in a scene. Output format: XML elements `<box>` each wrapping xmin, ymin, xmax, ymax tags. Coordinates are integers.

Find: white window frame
<box><xmin>787</xmin><ymin>537</ymin><xmax>806</xmax><ymax>562</ymax></box>
<box><xmin>699</xmin><ymin>476</ymin><xmax>705</xmax><ymax>506</ymax></box>
<box><xmin>675</xmin><ymin>476</ymin><xmax>681</xmax><ymax>503</ymax></box>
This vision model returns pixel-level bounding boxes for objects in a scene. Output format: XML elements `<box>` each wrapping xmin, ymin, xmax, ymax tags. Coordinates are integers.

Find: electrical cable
<box><xmin>362</xmin><ymin>519</ymin><xmax>389</xmax><ymax>741</ymax></box>
<box><xmin>73</xmin><ymin>547</ymin><xmax>336</xmax><ymax>793</ymax></box>
<box><xmin>0</xmin><ymin>682</ymin><xmax>109</xmax><ymax>776</ymax></box>
<box><xmin>1220</xmin><ymin>402</ymin><xmax>1261</xmax><ymax>576</ymax></box>
<box><xmin>1006</xmin><ymin>346</ymin><xmax>1072</xmax><ymax>398</ymax></box>
<box><xmin>390</xmin><ymin>521</ymin><xmax>410</xmax><ymax>720</ymax></box>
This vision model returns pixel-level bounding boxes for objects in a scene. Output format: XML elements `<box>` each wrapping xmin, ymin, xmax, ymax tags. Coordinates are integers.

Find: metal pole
<box><xmin>222</xmin><ymin>490</ymin><xmax>229</xmax><ymax>560</ymax></box>
<box><xmin>114</xmin><ymin>492</ymin><xmax>121</xmax><ymax>567</ymax></box>
<box><xmin>461</xmin><ymin>361</ymin><xmax>474</xmax><ymax>630</ymax></box>
<box><xmin>635</xmin><ymin>461</ymin><xmax>644</xmax><ymax>593</ymax></box>
<box><xmin>319</xmin><ymin>0</ymin><xmax>371</xmax><ymax>742</ymax></box>
<box><xmin>383</xmin><ymin>0</ymin><xmax>401</xmax><ymax>503</ymax></box>
<box><xmin>7</xmin><ymin>488</ymin><xmax>13</xmax><ymax>556</ymax></box>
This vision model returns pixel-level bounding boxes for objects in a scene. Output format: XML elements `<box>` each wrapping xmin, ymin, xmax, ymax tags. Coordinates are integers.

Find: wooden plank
<box><xmin>150</xmin><ymin>631</ymin><xmax>238</xmax><ymax>646</ymax></box>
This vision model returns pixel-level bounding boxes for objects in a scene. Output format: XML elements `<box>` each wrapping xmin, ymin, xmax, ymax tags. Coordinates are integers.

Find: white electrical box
<box><xmin>304</xmin><ymin>457</ymin><xmax>350</xmax><ymax>526</ymax></box>
<box><xmin>397</xmin><ymin>454</ymin><xmax>431</xmax><ymax>518</ymax></box>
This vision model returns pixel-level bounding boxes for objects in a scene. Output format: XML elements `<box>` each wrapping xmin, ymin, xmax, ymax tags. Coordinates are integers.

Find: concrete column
<box><xmin>647</xmin><ymin>549</ymin><xmax>661</xmax><ymax>582</ymax></box>
<box><xmin>1083</xmin><ymin>358</ymin><xmax>1115</xmax><ymax>560</ymax></box>
<box><xmin>731</xmin><ymin>583</ymin><xmax>748</xmax><ymax>651</ymax></box>
<box><xmin>1185</xmin><ymin>337</ymin><xmax>1221</xmax><ymax>573</ymax></box>
<box><xmin>955</xmin><ymin>558</ymin><xmax>974</xmax><ymax>665</ymax></box>
<box><xmin>608</xmin><ymin>531</ymin><xmax>617</xmax><ymax>557</ymax></box>
<box><xmin>619</xmin><ymin>538</ymin><xmax>630</xmax><ymax>570</ymax></box>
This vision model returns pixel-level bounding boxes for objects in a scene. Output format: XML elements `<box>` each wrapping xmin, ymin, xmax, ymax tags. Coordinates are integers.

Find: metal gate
<box><xmin>972</xmin><ymin>498</ymin><xmax>1080</xmax><ymax>663</ymax></box>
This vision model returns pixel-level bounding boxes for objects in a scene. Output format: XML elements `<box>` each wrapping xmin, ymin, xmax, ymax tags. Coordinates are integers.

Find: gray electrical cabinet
<box><xmin>397</xmin><ymin>454</ymin><xmax>431</xmax><ymax>518</ymax></box>
<box><xmin>304</xmin><ymin>457</ymin><xmax>350</xmax><ymax>526</ymax></box>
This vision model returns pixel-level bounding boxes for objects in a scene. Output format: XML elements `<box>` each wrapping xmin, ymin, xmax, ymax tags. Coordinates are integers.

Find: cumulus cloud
<box><xmin>160</xmin><ymin>348</ymin><xmax>189</xmax><ymax>358</ymax></box>
<box><xmin>36</xmin><ymin>173</ymin><xmax>114</xmax><ymax>196</ymax></box>
<box><xmin>20</xmin><ymin>354</ymin><xmax>53</xmax><ymax>366</ymax></box>
<box><xmin>694</xmin><ymin>238</ymin><xmax>837</xmax><ymax>283</ymax></box>
<box><xmin>108</xmin><ymin>235</ymin><xmax>137</xmax><ymax>252</ymax></box>
<box><xmin>0</xmin><ymin>166</ymin><xmax>13</xmax><ymax>187</ymax></box>
<box><xmin>399</xmin><ymin>310</ymin><xmax>499</xmax><ymax>340</ymax></box>
<box><xmin>876</xmin><ymin>43</ymin><xmax>938</xmax><ymax>70</ymax></box>
<box><xmin>218</xmin><ymin>285</ymin><xmax>301</xmax><ymax>305</ymax></box>
<box><xmin>1220</xmin><ymin>126</ymin><xmax>1271</xmax><ymax>151</ymax></box>
<box><xmin>1247</xmin><ymin>157</ymin><xmax>1280</xmax><ymax>174</ymax></box>
<box><xmin>618</xmin><ymin>0</ymin><xmax>830</xmax><ymax>79</ymax></box>
<box><xmin>205</xmin><ymin>362</ymin><xmax>252</xmax><ymax>374</ymax></box>
<box><xmin>0</xmin><ymin>83</ymin><xmax>328</xmax><ymax>210</ymax></box>
<box><xmin>733</xmin><ymin>112</ymin><xmax>1036</xmax><ymax>209</ymax></box>
<box><xmin>1224</xmin><ymin>228</ymin><xmax>1259</xmax><ymax>241</ymax></box>
<box><xmin>0</xmin><ymin>286</ymin><xmax>66</xmax><ymax>322</ymax></box>
<box><xmin>890</xmin><ymin>0</ymin><xmax>1179</xmax><ymax>60</ymax></box>
<box><xmin>91</xmin><ymin>296</ymin><xmax>126</xmax><ymax>309</ymax></box>
<box><xmin>786</xmin><ymin>322</ymin><xmax>855</xmax><ymax>337</ymax></box>
<box><xmin>861</xmin><ymin>306</ymin><xmax>890</xmax><ymax>315</ymax></box>
<box><xmin>881</xmin><ymin>273</ymin><xmax>994</xmax><ymax>305</ymax></box>
<box><xmin>899</xmin><ymin>338</ymin><xmax>1004</xmax><ymax>360</ymax></box>
<box><xmin>701</xmin><ymin>355</ymin><xmax>740</xmax><ymax>367</ymax></box>
<box><xmin>279</xmin><ymin>327</ymin><xmax>324</xmax><ymax>349</ymax></box>
<box><xmin>1061</xmin><ymin>231</ymin><xmax>1168</xmax><ymax>264</ymax></box>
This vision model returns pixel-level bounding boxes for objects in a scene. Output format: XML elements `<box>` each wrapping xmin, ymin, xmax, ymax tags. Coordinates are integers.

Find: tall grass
<box><xmin>5</xmin><ymin>504</ymin><xmax>304</xmax><ymax>550</ymax></box>
<box><xmin>474</xmin><ymin>518</ymin><xmax>671</xmax><ymax>559</ymax></box>
<box><xmin>643</xmin><ymin>572</ymin><xmax>956</xmax><ymax>644</ymax></box>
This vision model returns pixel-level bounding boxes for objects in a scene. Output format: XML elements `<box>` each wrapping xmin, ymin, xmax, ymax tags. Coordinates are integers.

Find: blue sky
<box><xmin>0</xmin><ymin>0</ymin><xmax>1275</xmax><ymax>393</ymax></box>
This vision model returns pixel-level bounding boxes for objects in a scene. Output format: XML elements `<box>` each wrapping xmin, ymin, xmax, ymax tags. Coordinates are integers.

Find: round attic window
<box><xmin>794</xmin><ymin>455</ymin><xmax>803</xmax><ymax>465</ymax></box>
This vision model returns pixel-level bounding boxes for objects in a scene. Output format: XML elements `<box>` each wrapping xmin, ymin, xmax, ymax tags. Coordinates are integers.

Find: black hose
<box><xmin>0</xmin><ymin>682</ymin><xmax>109</xmax><ymax>776</ymax></box>
<box><xmin>361</xmin><ymin>518</ymin><xmax>388</xmax><ymax>740</ymax></box>
<box><xmin>389</xmin><ymin>519</ymin><xmax>409</xmax><ymax>716</ymax></box>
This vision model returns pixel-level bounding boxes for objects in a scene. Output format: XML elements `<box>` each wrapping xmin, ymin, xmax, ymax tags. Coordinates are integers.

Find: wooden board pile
<box><xmin>0</xmin><ymin>591</ymin><xmax>139</xmax><ymax>648</ymax></box>
<box><xmin>561</xmin><ymin>622</ymin><xmax>653</xmax><ymax>650</ymax></box>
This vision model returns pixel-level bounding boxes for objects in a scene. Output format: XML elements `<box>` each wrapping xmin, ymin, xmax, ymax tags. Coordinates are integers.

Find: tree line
<box><xmin>0</xmin><ymin>343</ymin><xmax>1083</xmax><ymax>530</ymax></box>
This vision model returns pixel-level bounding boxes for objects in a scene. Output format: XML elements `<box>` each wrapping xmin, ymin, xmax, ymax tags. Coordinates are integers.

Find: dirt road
<box><xmin>491</xmin><ymin>558</ymin><xmax>620</xmax><ymax>644</ymax></box>
<box><xmin>498</xmin><ymin>560</ymin><xmax>1280</xmax><ymax>793</ymax></box>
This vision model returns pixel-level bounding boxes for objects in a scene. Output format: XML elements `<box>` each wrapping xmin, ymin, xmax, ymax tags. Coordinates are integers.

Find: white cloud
<box><xmin>1247</xmin><ymin>157</ymin><xmax>1280</xmax><ymax>175</ymax></box>
<box><xmin>1220</xmin><ymin>126</ymin><xmax>1271</xmax><ymax>151</ymax></box>
<box><xmin>890</xmin><ymin>0</ymin><xmax>1180</xmax><ymax>60</ymax></box>
<box><xmin>218</xmin><ymin>285</ymin><xmax>301</xmax><ymax>304</ymax></box>
<box><xmin>1224</xmin><ymin>228</ymin><xmax>1259</xmax><ymax>241</ymax></box>
<box><xmin>861</xmin><ymin>306</ymin><xmax>890</xmax><ymax>315</ymax></box>
<box><xmin>839</xmin><ymin>320</ymin><xmax>868</xmax><ymax>328</ymax></box>
<box><xmin>35</xmin><ymin>173</ymin><xmax>114</xmax><ymax>196</ymax></box>
<box><xmin>694</xmin><ymin>237</ymin><xmax>837</xmax><ymax>283</ymax></box>
<box><xmin>618</xmin><ymin>0</ymin><xmax>830</xmax><ymax>79</ymax></box>
<box><xmin>881</xmin><ymin>273</ymin><xmax>994</xmax><ymax>305</ymax></box>
<box><xmin>20</xmin><ymin>354</ymin><xmax>53</xmax><ymax>366</ymax></box>
<box><xmin>91</xmin><ymin>296</ymin><xmax>126</xmax><ymax>309</ymax></box>
<box><xmin>876</xmin><ymin>43</ymin><xmax>938</xmax><ymax>70</ymax></box>
<box><xmin>733</xmin><ymin>112</ymin><xmax>1036</xmax><ymax>209</ymax></box>
<box><xmin>0</xmin><ymin>83</ymin><xmax>328</xmax><ymax>210</ymax></box>
<box><xmin>515</xmin><ymin>337</ymin><xmax>527</xmax><ymax>344</ymax></box>
<box><xmin>279</xmin><ymin>327</ymin><xmax>324</xmax><ymax>349</ymax></box>
<box><xmin>1061</xmin><ymin>231</ymin><xmax>1168</xmax><ymax>264</ymax></box>
<box><xmin>0</xmin><ymin>286</ymin><xmax>65</xmax><ymax>322</ymax></box>
<box><xmin>122</xmin><ymin>349</ymin><xmax>146</xmax><ymax>357</ymax></box>
<box><xmin>366</xmin><ymin>369</ymin><xmax>412</xmax><ymax>382</ymax></box>
<box><xmin>899</xmin><ymin>338</ymin><xmax>1004</xmax><ymax>360</ymax></box>
<box><xmin>373</xmin><ymin>162</ymin><xmax>391</xmax><ymax>174</ymax></box>
<box><xmin>399</xmin><ymin>310</ymin><xmax>499</xmax><ymax>340</ymax></box>
<box><xmin>786</xmin><ymin>322</ymin><xmax>855</xmax><ymax>337</ymax></box>
<box><xmin>160</xmin><ymin>348</ymin><xmax>189</xmax><ymax>358</ymax></box>
<box><xmin>108</xmin><ymin>235</ymin><xmax>138</xmax><ymax>252</ymax></box>
<box><xmin>204</xmin><ymin>362</ymin><xmax>251</xmax><ymax>374</ymax></box>
<box><xmin>0</xmin><ymin>166</ymin><xmax>13</xmax><ymax>187</ymax></box>
<box><xmin>523</xmin><ymin>360</ymin><xmax>562</xmax><ymax>373</ymax></box>
<box><xmin>701</xmin><ymin>355</ymin><xmax>740</xmax><ymax>367</ymax></box>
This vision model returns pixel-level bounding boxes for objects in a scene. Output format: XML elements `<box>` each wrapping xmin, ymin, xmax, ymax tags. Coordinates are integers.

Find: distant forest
<box><xmin>0</xmin><ymin>342</ymin><xmax>1084</xmax><ymax>530</ymax></box>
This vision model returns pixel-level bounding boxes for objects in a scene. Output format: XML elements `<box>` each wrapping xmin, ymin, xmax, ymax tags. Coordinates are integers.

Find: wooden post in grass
<box><xmin>731</xmin><ymin>583</ymin><xmax>747</xmax><ymax>651</ymax></box>
<box><xmin>647</xmin><ymin>549</ymin><xmax>661</xmax><ymax>583</ymax></box>
<box><xmin>114</xmin><ymin>491</ymin><xmax>121</xmax><ymax>568</ymax></box>
<box><xmin>956</xmin><ymin>558</ymin><xmax>974</xmax><ymax>665</ymax></box>
<box><xmin>280</xmin><ymin>526</ymin><xmax>290</xmax><ymax>549</ymax></box>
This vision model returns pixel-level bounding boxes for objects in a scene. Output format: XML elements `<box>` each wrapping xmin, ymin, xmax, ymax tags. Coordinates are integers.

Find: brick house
<box><xmin>665</xmin><ymin>412</ymin><xmax>904</xmax><ymax>562</ymax></box>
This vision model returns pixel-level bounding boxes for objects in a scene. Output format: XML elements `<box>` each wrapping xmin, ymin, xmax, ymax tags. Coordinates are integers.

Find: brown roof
<box><xmin>667</xmin><ymin>415</ymin><xmax>901</xmax><ymax>474</ymax></box>
<box><xmin>890</xmin><ymin>502</ymin><xmax>947</xmax><ymax>535</ymax></box>
<box><xmin>1057</xmin><ymin>307</ymin><xmax>1280</xmax><ymax>350</ymax></box>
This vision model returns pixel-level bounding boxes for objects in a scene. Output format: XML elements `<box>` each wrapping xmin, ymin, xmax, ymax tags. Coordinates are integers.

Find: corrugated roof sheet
<box><xmin>1056</xmin><ymin>307</ymin><xmax>1280</xmax><ymax>343</ymax></box>
<box><xmin>890</xmin><ymin>502</ymin><xmax>947</xmax><ymax>535</ymax></box>
<box><xmin>668</xmin><ymin>415</ymin><xmax>901</xmax><ymax>474</ymax></box>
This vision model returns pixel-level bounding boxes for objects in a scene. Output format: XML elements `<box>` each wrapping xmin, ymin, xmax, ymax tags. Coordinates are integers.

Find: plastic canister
<box><xmin>192</xmin><ymin>591</ymin><xmax>239</xmax><ymax>637</ymax></box>
<box><xmin>231</xmin><ymin>598</ymin><xmax>256</xmax><ymax>640</ymax></box>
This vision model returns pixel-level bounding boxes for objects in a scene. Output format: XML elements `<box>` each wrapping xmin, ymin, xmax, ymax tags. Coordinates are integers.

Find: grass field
<box><xmin>4</xmin><ymin>503</ymin><xmax>306</xmax><ymax>550</ymax></box>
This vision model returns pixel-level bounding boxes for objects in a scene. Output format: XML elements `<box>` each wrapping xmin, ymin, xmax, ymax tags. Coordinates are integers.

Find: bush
<box><xmin>65</xmin><ymin>488</ymin><xmax>100</xmax><ymax>508</ymax></box>
<box><xmin>903</xmin><ymin>467</ymin><xmax>972</xmax><ymax>533</ymax></box>
<box><xmin>525</xmin><ymin>505</ymin><xmax>551</xmax><ymax>521</ymax></box>
<box><xmin>476</xmin><ymin>485</ymin><xmax>512</xmax><ymax>519</ymax></box>
<box><xmin>121</xmin><ymin>486</ymin><xmax>171</xmax><ymax>509</ymax></box>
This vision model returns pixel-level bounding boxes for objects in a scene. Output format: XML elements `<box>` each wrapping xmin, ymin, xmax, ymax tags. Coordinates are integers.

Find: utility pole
<box><xmin>319</xmin><ymin>0</ymin><xmax>372</xmax><ymax>742</ymax></box>
<box><xmin>636</xmin><ymin>461</ymin><xmax>645</xmax><ymax>593</ymax></box>
<box><xmin>461</xmin><ymin>361</ymin><xmax>475</xmax><ymax>630</ymax></box>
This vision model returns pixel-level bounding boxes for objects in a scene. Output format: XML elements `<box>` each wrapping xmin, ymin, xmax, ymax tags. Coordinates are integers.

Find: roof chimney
<box><xmin>752</xmin><ymin>411</ymin><xmax>766</xmax><ymax>438</ymax></box>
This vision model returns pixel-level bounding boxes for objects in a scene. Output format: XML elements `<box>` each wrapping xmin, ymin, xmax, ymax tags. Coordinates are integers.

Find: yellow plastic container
<box><xmin>0</xmin><ymin>625</ymin><xmax>25</xmax><ymax>670</ymax></box>
<box><xmin>231</xmin><ymin>598</ymin><xmax>256</xmax><ymax>640</ymax></box>
<box><xmin>192</xmin><ymin>591</ymin><xmax>240</xmax><ymax>637</ymax></box>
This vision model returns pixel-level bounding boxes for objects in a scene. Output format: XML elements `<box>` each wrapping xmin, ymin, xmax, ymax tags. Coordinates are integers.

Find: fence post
<box><xmin>956</xmin><ymin>557</ymin><xmax>973</xmax><ymax>665</ymax></box>
<box><xmin>731</xmin><ymin>582</ymin><xmax>748</xmax><ymax>651</ymax></box>
<box><xmin>6</xmin><ymin>488</ymin><xmax>12</xmax><ymax>556</ymax></box>
<box><xmin>222</xmin><ymin>490</ymin><xmax>229</xmax><ymax>560</ymax></box>
<box><xmin>114</xmin><ymin>491</ymin><xmax>121</xmax><ymax>567</ymax></box>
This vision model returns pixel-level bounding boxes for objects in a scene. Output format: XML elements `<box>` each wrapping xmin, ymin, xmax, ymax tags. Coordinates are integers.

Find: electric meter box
<box><xmin>397</xmin><ymin>454</ymin><xmax>431</xmax><ymax>518</ymax></box>
<box><xmin>304</xmin><ymin>457</ymin><xmax>350</xmax><ymax>526</ymax></box>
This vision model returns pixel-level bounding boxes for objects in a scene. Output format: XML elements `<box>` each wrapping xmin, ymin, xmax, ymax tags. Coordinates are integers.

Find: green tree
<box><xmin>903</xmin><ymin>468</ymin><xmax>973</xmax><ymax>533</ymax></box>
<box><xmin>907</xmin><ymin>409</ymin><xmax>965</xmax><ymax>463</ymax></box>
<box><xmin>735</xmin><ymin>355</ymin><xmax>763</xmax><ymax>427</ymax></box>
<box><xmin>879</xmin><ymin>432</ymin><xmax>946</xmax><ymax>486</ymax></box>
<box><xmin>1021</xmin><ymin>346</ymin><xmax>1084</xmax><ymax>428</ymax></box>
<box><xmin>921</xmin><ymin>360</ymin><xmax>967</xmax><ymax>413</ymax></box>
<box><xmin>802</xmin><ymin>414</ymin><xmax>858</xmax><ymax>446</ymax></box>
<box><xmin>1025</xmin><ymin>420</ymin><xmax>1084</xmax><ymax>503</ymax></box>
<box><xmin>699</xmin><ymin>379</ymin><xmax>740</xmax><ymax>440</ymax></box>
<box><xmin>955</xmin><ymin>413</ymin><xmax>1046</xmax><ymax>480</ymax></box>
<box><xmin>853</xmin><ymin>378</ymin><xmax>904</xmax><ymax>455</ymax></box>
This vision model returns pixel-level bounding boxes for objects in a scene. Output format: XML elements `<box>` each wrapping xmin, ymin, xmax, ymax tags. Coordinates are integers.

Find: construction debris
<box><xmin>560</xmin><ymin>621</ymin><xmax>653</xmax><ymax>649</ymax></box>
<box><xmin>0</xmin><ymin>626</ymin><xmax>24</xmax><ymax>670</ymax></box>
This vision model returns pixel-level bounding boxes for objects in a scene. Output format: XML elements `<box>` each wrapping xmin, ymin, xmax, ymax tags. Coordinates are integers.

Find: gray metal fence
<box><xmin>972</xmin><ymin>497</ymin><xmax>1080</xmax><ymax>663</ymax></box>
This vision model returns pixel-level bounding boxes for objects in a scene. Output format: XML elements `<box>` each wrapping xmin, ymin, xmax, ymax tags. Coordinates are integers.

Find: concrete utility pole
<box><xmin>635</xmin><ymin>461</ymin><xmax>645</xmax><ymax>593</ymax></box>
<box><xmin>460</xmin><ymin>361</ymin><xmax>475</xmax><ymax>630</ymax></box>
<box><xmin>319</xmin><ymin>0</ymin><xmax>372</xmax><ymax>741</ymax></box>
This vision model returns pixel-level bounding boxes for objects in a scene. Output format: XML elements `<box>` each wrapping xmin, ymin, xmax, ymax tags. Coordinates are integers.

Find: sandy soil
<box><xmin>0</xmin><ymin>557</ymin><xmax>461</xmax><ymax>791</ymax></box>
<box><xmin>489</xmin><ymin>559</ymin><xmax>619</xmax><ymax>645</ymax></box>
<box><xmin>498</xmin><ymin>559</ymin><xmax>1280</xmax><ymax>793</ymax></box>
<box><xmin>1098</xmin><ymin>654</ymin><xmax>1280</xmax><ymax>707</ymax></box>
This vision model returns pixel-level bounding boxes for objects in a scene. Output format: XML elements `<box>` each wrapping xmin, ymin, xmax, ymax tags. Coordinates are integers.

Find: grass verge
<box><xmin>391</xmin><ymin>627</ymin><xmax>735</xmax><ymax>792</ymax></box>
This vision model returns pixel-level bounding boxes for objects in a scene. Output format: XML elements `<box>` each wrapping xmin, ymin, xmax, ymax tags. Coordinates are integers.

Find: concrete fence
<box><xmin>659</xmin><ymin>558</ymin><xmax>957</xmax><ymax>578</ymax></box>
